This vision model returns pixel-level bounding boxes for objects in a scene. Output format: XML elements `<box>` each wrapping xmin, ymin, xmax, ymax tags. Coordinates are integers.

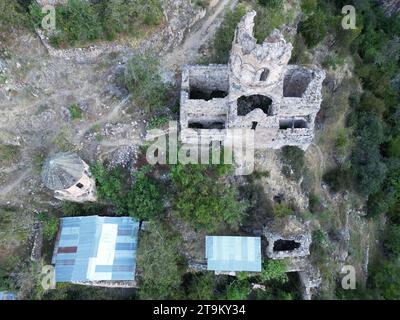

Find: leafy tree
<box><xmin>384</xmin><ymin>225</ymin><xmax>400</xmax><ymax>257</ymax></box>
<box><xmin>127</xmin><ymin>166</ymin><xmax>164</xmax><ymax>220</ymax></box>
<box><xmin>170</xmin><ymin>164</ymin><xmax>246</xmax><ymax>232</ymax></box>
<box><xmin>137</xmin><ymin>222</ymin><xmax>186</xmax><ymax>299</ymax></box>
<box><xmin>125</xmin><ymin>53</ymin><xmax>169</xmax><ymax>113</ymax></box>
<box><xmin>372</xmin><ymin>260</ymin><xmax>400</xmax><ymax>300</ymax></box>
<box><xmin>90</xmin><ymin>163</ymin><xmax>129</xmax><ymax>213</ymax></box>
<box><xmin>351</xmin><ymin>113</ymin><xmax>387</xmax><ymax>196</ymax></box>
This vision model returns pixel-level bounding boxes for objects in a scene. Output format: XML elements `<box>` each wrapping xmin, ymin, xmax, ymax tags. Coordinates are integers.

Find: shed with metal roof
<box><xmin>0</xmin><ymin>292</ymin><xmax>16</xmax><ymax>300</ymax></box>
<box><xmin>52</xmin><ymin>216</ymin><xmax>139</xmax><ymax>283</ymax></box>
<box><xmin>205</xmin><ymin>236</ymin><xmax>262</xmax><ymax>272</ymax></box>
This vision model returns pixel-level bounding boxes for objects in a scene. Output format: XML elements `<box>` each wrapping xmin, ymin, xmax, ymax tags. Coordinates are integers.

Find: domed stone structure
<box><xmin>42</xmin><ymin>152</ymin><xmax>96</xmax><ymax>202</ymax></box>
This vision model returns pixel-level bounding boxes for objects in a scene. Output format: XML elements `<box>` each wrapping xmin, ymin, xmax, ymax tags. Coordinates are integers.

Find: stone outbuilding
<box><xmin>264</xmin><ymin>215</ymin><xmax>312</xmax><ymax>259</ymax></box>
<box><xmin>41</xmin><ymin>152</ymin><xmax>96</xmax><ymax>203</ymax></box>
<box><xmin>180</xmin><ymin>10</ymin><xmax>325</xmax><ymax>150</ymax></box>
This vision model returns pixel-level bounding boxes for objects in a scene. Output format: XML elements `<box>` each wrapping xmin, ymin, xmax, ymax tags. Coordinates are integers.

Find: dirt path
<box><xmin>72</xmin><ymin>94</ymin><xmax>133</xmax><ymax>145</ymax></box>
<box><xmin>163</xmin><ymin>0</ymin><xmax>239</xmax><ymax>68</ymax></box>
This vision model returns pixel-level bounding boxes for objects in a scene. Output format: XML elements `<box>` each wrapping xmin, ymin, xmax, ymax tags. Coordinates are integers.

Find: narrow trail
<box><xmin>73</xmin><ymin>94</ymin><xmax>133</xmax><ymax>145</ymax></box>
<box><xmin>163</xmin><ymin>0</ymin><xmax>239</xmax><ymax>68</ymax></box>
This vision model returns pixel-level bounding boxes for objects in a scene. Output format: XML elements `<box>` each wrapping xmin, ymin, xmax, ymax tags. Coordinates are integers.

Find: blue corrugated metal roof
<box><xmin>53</xmin><ymin>216</ymin><xmax>139</xmax><ymax>283</ymax></box>
<box><xmin>206</xmin><ymin>236</ymin><xmax>262</xmax><ymax>272</ymax></box>
<box><xmin>0</xmin><ymin>292</ymin><xmax>16</xmax><ymax>300</ymax></box>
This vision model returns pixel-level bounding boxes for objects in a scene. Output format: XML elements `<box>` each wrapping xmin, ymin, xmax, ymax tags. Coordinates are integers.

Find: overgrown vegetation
<box><xmin>29</xmin><ymin>0</ymin><xmax>163</xmax><ymax>47</ymax></box>
<box><xmin>90</xmin><ymin>162</ymin><xmax>165</xmax><ymax>220</ymax></box>
<box><xmin>281</xmin><ymin>146</ymin><xmax>305</xmax><ymax>181</ymax></box>
<box><xmin>37</xmin><ymin>212</ymin><xmax>59</xmax><ymax>242</ymax></box>
<box><xmin>124</xmin><ymin>53</ymin><xmax>169</xmax><ymax>113</ymax></box>
<box><xmin>0</xmin><ymin>144</ymin><xmax>21</xmax><ymax>167</ymax></box>
<box><xmin>170</xmin><ymin>163</ymin><xmax>246</xmax><ymax>232</ymax></box>
<box><xmin>0</xmin><ymin>0</ymin><xmax>30</xmax><ymax>34</ymax></box>
<box><xmin>137</xmin><ymin>222</ymin><xmax>186</xmax><ymax>299</ymax></box>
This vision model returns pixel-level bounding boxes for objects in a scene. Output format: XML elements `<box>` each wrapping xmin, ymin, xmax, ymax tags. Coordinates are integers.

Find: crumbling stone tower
<box><xmin>180</xmin><ymin>10</ymin><xmax>325</xmax><ymax>150</ymax></box>
<box><xmin>263</xmin><ymin>215</ymin><xmax>321</xmax><ymax>300</ymax></box>
<box><xmin>41</xmin><ymin>152</ymin><xmax>96</xmax><ymax>203</ymax></box>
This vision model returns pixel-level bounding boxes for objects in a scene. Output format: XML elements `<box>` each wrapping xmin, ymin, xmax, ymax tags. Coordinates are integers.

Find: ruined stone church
<box><xmin>180</xmin><ymin>10</ymin><xmax>325</xmax><ymax>150</ymax></box>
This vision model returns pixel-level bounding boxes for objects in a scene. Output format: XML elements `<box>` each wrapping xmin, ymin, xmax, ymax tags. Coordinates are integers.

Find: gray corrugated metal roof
<box><xmin>41</xmin><ymin>152</ymin><xmax>85</xmax><ymax>190</ymax></box>
<box><xmin>0</xmin><ymin>292</ymin><xmax>16</xmax><ymax>300</ymax></box>
<box><xmin>53</xmin><ymin>216</ymin><xmax>139</xmax><ymax>283</ymax></box>
<box><xmin>206</xmin><ymin>236</ymin><xmax>262</xmax><ymax>272</ymax></box>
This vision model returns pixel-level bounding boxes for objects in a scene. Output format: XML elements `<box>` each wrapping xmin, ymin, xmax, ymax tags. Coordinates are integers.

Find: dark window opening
<box><xmin>76</xmin><ymin>183</ymin><xmax>84</xmax><ymax>189</ymax></box>
<box><xmin>188</xmin><ymin>121</ymin><xmax>226</xmax><ymax>129</ymax></box>
<box><xmin>237</xmin><ymin>95</ymin><xmax>273</xmax><ymax>116</ymax></box>
<box><xmin>283</xmin><ymin>70</ymin><xmax>312</xmax><ymax>97</ymax></box>
<box><xmin>279</xmin><ymin>119</ymin><xmax>308</xmax><ymax>130</ymax></box>
<box><xmin>273</xmin><ymin>193</ymin><xmax>284</xmax><ymax>203</ymax></box>
<box><xmin>260</xmin><ymin>68</ymin><xmax>269</xmax><ymax>81</ymax></box>
<box><xmin>273</xmin><ymin>240</ymin><xmax>301</xmax><ymax>251</ymax></box>
<box><xmin>189</xmin><ymin>87</ymin><xmax>228</xmax><ymax>100</ymax></box>
<box><xmin>251</xmin><ymin>121</ymin><xmax>258</xmax><ymax>130</ymax></box>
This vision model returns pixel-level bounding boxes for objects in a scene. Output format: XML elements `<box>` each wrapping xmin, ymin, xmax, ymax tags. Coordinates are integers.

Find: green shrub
<box><xmin>253</xmin><ymin>2</ymin><xmax>288</xmax><ymax>43</ymax></box>
<box><xmin>290</xmin><ymin>34</ymin><xmax>311</xmax><ymax>64</ymax></box>
<box><xmin>186</xmin><ymin>273</ymin><xmax>215</xmax><ymax>300</ymax></box>
<box><xmin>148</xmin><ymin>115</ymin><xmax>171</xmax><ymax>129</ymax></box>
<box><xmin>69</xmin><ymin>104</ymin><xmax>83</xmax><ymax>120</ymax></box>
<box><xmin>49</xmin><ymin>0</ymin><xmax>102</xmax><ymax>48</ymax></box>
<box><xmin>38</xmin><ymin>213</ymin><xmax>59</xmax><ymax>242</ymax></box>
<box><xmin>37</xmin><ymin>0</ymin><xmax>163</xmax><ymax>47</ymax></box>
<box><xmin>260</xmin><ymin>259</ymin><xmax>288</xmax><ymax>283</ymax></box>
<box><xmin>90</xmin><ymin>163</ymin><xmax>128</xmax><ymax>213</ymax></box>
<box><xmin>300</xmin><ymin>0</ymin><xmax>317</xmax><ymax>15</ymax></box>
<box><xmin>273</xmin><ymin>203</ymin><xmax>293</xmax><ymax>218</ymax></box>
<box><xmin>101</xmin><ymin>0</ymin><xmax>163</xmax><ymax>39</ymax></box>
<box><xmin>225</xmin><ymin>280</ymin><xmax>251</xmax><ymax>300</ymax></box>
<box><xmin>281</xmin><ymin>146</ymin><xmax>305</xmax><ymax>181</ymax></box>
<box><xmin>258</xmin><ymin>0</ymin><xmax>283</xmax><ymax>8</ymax></box>
<box><xmin>125</xmin><ymin>53</ymin><xmax>169</xmax><ymax>113</ymax></box>
<box><xmin>300</xmin><ymin>11</ymin><xmax>327</xmax><ymax>48</ymax></box>
<box><xmin>211</xmin><ymin>5</ymin><xmax>246</xmax><ymax>63</ymax></box>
